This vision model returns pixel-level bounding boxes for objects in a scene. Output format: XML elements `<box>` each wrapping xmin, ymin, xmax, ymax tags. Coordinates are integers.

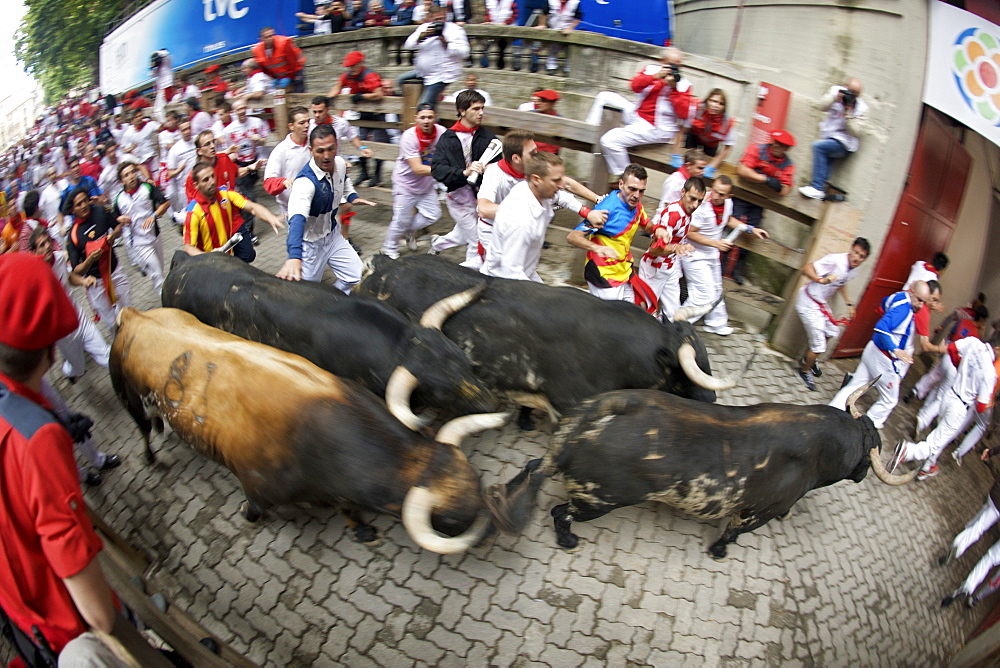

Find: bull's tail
<box><xmin>484</xmin><ymin>451</ymin><xmax>562</xmax><ymax>534</ymax></box>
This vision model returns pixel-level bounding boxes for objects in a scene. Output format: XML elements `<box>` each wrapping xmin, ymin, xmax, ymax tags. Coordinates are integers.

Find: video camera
<box><xmin>667</xmin><ymin>63</ymin><xmax>681</xmax><ymax>83</ymax></box>
<box><xmin>839</xmin><ymin>88</ymin><xmax>857</xmax><ymax>109</ymax></box>
<box><xmin>426</xmin><ymin>21</ymin><xmax>444</xmax><ymax>37</ymax></box>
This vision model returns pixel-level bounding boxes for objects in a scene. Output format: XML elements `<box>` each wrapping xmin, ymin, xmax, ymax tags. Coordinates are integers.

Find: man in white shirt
<box><xmin>186</xmin><ymin>98</ymin><xmax>214</xmax><ymax>137</ymax></box>
<box><xmin>482</xmin><ymin>151</ymin><xmax>564</xmax><ymax>282</ymax></box>
<box><xmin>794</xmin><ymin>237</ymin><xmax>870</xmax><ymax>389</ymax></box>
<box><xmin>121</xmin><ymin>111</ymin><xmax>162</xmax><ymax>181</ymax></box>
<box><xmin>97</xmin><ymin>141</ymin><xmax>142</xmax><ymax>206</ymax></box>
<box><xmin>402</xmin><ymin>3</ymin><xmax>470</xmax><ymax>109</ymax></box>
<box><xmin>112</xmin><ymin>162</ymin><xmax>170</xmax><ymax>295</ymax></box>
<box><xmin>263</xmin><ymin>106</ymin><xmax>313</xmax><ymax>215</ymax></box>
<box><xmin>382</xmin><ymin>103</ymin><xmax>446</xmax><ymax>258</ymax></box>
<box><xmin>165</xmin><ymin>120</ymin><xmax>198</xmax><ymax>217</ymax></box>
<box><xmin>238</xmin><ymin>58</ymin><xmax>275</xmax><ymax>116</ymax></box>
<box><xmin>276</xmin><ymin>125</ymin><xmax>376</xmax><ymax>290</ymax></box>
<box><xmin>38</xmin><ymin>167</ymin><xmax>66</xmax><ymax>233</ymax></box>
<box><xmin>224</xmin><ymin>100</ymin><xmax>271</xmax><ymax>244</ymax></box>
<box><xmin>799</xmin><ymin>78</ymin><xmax>869</xmax><ymax>201</ymax></box>
<box><xmin>682</xmin><ymin>175</ymin><xmax>770</xmax><ymax>336</ymax></box>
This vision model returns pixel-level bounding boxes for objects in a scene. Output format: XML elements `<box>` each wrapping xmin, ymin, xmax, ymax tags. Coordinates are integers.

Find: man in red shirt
<box><xmin>252</xmin><ymin>27</ymin><xmax>306</xmax><ymax>93</ymax></box>
<box><xmin>202</xmin><ymin>64</ymin><xmax>228</xmax><ymax>93</ymax></box>
<box><xmin>729</xmin><ymin>129</ymin><xmax>796</xmax><ymax>284</ymax></box>
<box><xmin>0</xmin><ymin>253</ymin><xmax>117</xmax><ymax>663</ymax></box>
<box><xmin>337</xmin><ymin>50</ymin><xmax>387</xmax><ymax>187</ymax></box>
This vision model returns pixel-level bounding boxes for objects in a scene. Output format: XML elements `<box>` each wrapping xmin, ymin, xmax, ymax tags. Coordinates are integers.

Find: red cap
<box><xmin>534</xmin><ymin>89</ymin><xmax>560</xmax><ymax>101</ymax></box>
<box><xmin>0</xmin><ymin>253</ymin><xmax>78</xmax><ymax>350</ymax></box>
<box><xmin>205</xmin><ymin>64</ymin><xmax>220</xmax><ymax>74</ymax></box>
<box><xmin>343</xmin><ymin>51</ymin><xmax>365</xmax><ymax>67</ymax></box>
<box><xmin>771</xmin><ymin>129</ymin><xmax>796</xmax><ymax>147</ymax></box>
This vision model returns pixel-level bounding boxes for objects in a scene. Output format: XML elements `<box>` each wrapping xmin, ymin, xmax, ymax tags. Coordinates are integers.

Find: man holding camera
<box><xmin>599</xmin><ymin>47</ymin><xmax>693</xmax><ymax>179</ymax></box>
<box><xmin>402</xmin><ymin>2</ymin><xmax>470</xmax><ymax>110</ymax></box>
<box><xmin>799</xmin><ymin>78</ymin><xmax>868</xmax><ymax>201</ymax></box>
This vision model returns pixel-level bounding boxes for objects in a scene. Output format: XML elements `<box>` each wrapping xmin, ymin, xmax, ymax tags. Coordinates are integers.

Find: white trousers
<box><xmin>795</xmin><ymin>290</ymin><xmax>839</xmax><ymax>354</ymax></box>
<box><xmin>958</xmin><ymin>538</ymin><xmax>1000</xmax><ymax>597</ymax></box>
<box><xmin>638</xmin><ymin>262</ymin><xmax>681</xmax><ymax>322</ymax></box>
<box><xmin>58</xmin><ymin>630</ymin><xmax>129</xmax><ymax>667</ymax></box>
<box><xmin>132</xmin><ymin>238</ymin><xmax>165</xmax><ymax>295</ymax></box>
<box><xmin>829</xmin><ymin>341</ymin><xmax>908</xmax><ymax>429</ymax></box>
<box><xmin>85</xmin><ymin>266</ymin><xmax>132</xmax><ymax>336</ymax></box>
<box><xmin>384</xmin><ymin>188</ymin><xmax>440</xmax><ymax>254</ymax></box>
<box><xmin>681</xmin><ymin>255</ymin><xmax>727</xmax><ymax>328</ymax></box>
<box><xmin>952</xmin><ymin>496</ymin><xmax>999</xmax><ymax>560</ymax></box>
<box><xmin>302</xmin><ymin>229</ymin><xmax>363</xmax><ymax>294</ymax></box>
<box><xmin>57</xmin><ymin>309</ymin><xmax>110</xmax><ymax>379</ymax></box>
<box><xmin>585</xmin><ymin>91</ymin><xmax>637</xmax><ymax>126</ymax></box>
<box><xmin>904</xmin><ymin>391</ymin><xmax>970</xmax><ymax>467</ymax></box>
<box><xmin>432</xmin><ymin>187</ymin><xmax>480</xmax><ymax>266</ymax></box>
<box><xmin>600</xmin><ymin>119</ymin><xmax>675</xmax><ymax>176</ymax></box>
<box><xmin>955</xmin><ymin>406</ymin><xmax>992</xmax><ymax>459</ymax></box>
<box><xmin>587</xmin><ymin>281</ymin><xmax>634</xmax><ymax>303</ymax></box>
<box><xmin>917</xmin><ymin>356</ymin><xmax>957</xmax><ymax>432</ymax></box>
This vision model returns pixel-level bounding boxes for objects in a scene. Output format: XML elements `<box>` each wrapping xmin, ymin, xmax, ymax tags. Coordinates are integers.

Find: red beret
<box><xmin>771</xmin><ymin>129</ymin><xmax>796</xmax><ymax>147</ymax></box>
<box><xmin>205</xmin><ymin>64</ymin><xmax>220</xmax><ymax>74</ymax></box>
<box><xmin>534</xmin><ymin>89</ymin><xmax>560</xmax><ymax>101</ymax></box>
<box><xmin>343</xmin><ymin>51</ymin><xmax>365</xmax><ymax>67</ymax></box>
<box><xmin>0</xmin><ymin>253</ymin><xmax>78</xmax><ymax>350</ymax></box>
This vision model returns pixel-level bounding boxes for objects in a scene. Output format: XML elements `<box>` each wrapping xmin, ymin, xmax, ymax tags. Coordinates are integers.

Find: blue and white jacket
<box><xmin>286</xmin><ymin>156</ymin><xmax>359</xmax><ymax>260</ymax></box>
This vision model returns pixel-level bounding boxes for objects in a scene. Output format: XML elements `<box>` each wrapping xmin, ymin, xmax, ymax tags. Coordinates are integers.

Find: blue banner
<box><xmin>100</xmin><ymin>0</ymin><xmax>298</xmax><ymax>94</ymax></box>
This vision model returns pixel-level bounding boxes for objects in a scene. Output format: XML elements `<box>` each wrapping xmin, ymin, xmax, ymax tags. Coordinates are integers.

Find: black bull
<box><xmin>161</xmin><ymin>251</ymin><xmax>495</xmax><ymax>431</ymax></box>
<box><xmin>487</xmin><ymin>384</ymin><xmax>913</xmax><ymax>558</ymax></box>
<box><xmin>357</xmin><ymin>255</ymin><xmax>732</xmax><ymax>414</ymax></box>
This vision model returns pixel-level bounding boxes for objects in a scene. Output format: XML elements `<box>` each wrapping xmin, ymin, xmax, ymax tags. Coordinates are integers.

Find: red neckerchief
<box><xmin>416</xmin><ymin>124</ymin><xmax>440</xmax><ymax>155</ymax></box>
<box><xmin>711</xmin><ymin>199</ymin><xmax>725</xmax><ymax>225</ymax></box>
<box><xmin>923</xmin><ymin>262</ymin><xmax>938</xmax><ymax>274</ymax></box>
<box><xmin>316</xmin><ymin>114</ymin><xmax>333</xmax><ymax>126</ymax></box>
<box><xmin>677</xmin><ymin>165</ymin><xmax>690</xmax><ymax>179</ymax></box>
<box><xmin>78</xmin><ymin>232</ymin><xmax>116</xmax><ymax>305</ymax></box>
<box><xmin>451</xmin><ymin>120</ymin><xmax>477</xmax><ymax>133</ymax></box>
<box><xmin>497</xmin><ymin>158</ymin><xmax>523</xmax><ymax>179</ymax></box>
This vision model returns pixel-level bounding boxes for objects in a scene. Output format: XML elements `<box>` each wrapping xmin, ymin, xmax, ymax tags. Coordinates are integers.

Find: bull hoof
<box><xmin>709</xmin><ymin>543</ymin><xmax>728</xmax><ymax>560</ymax></box>
<box><xmin>556</xmin><ymin>533</ymin><xmax>580</xmax><ymax>550</ymax></box>
<box><xmin>240</xmin><ymin>500</ymin><xmax>262</xmax><ymax>522</ymax></box>
<box><xmin>353</xmin><ymin>524</ymin><xmax>381</xmax><ymax>546</ymax></box>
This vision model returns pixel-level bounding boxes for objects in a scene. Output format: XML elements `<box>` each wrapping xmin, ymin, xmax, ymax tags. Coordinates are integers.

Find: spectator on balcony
<box><xmin>338</xmin><ymin>51</ymin><xmax>388</xmax><ymax>187</ymax></box>
<box><xmin>443</xmin><ymin>73</ymin><xmax>493</xmax><ymax>107</ymax></box>
<box><xmin>364</xmin><ymin>0</ymin><xmax>391</xmax><ymax>26</ymax></box>
<box><xmin>346</xmin><ymin>0</ymin><xmax>369</xmax><ymax>29</ymax></box>
<box><xmin>599</xmin><ymin>47</ymin><xmax>693</xmax><ymax>179</ymax></box>
<box><xmin>412</xmin><ymin>0</ymin><xmax>434</xmax><ymax>23</ymax></box>
<box><xmin>481</xmin><ymin>0</ymin><xmax>517</xmax><ymax>68</ymax></box>
<box><xmin>444</xmin><ymin>0</ymin><xmax>471</xmax><ymax>23</ymax></box>
<box><xmin>202</xmin><ymin>64</ymin><xmax>228</xmax><ymax>94</ymax></box>
<box><xmin>522</xmin><ymin>89</ymin><xmax>561</xmax><ymax>154</ymax></box>
<box><xmin>678</xmin><ymin>88</ymin><xmax>736</xmax><ymax>176</ymax></box>
<box><xmin>392</xmin><ymin>0</ymin><xmax>416</xmax><ymax>25</ymax></box>
<box><xmin>178</xmin><ymin>74</ymin><xmax>201</xmax><ymax>102</ymax></box>
<box><xmin>252</xmin><ymin>27</ymin><xmax>306</xmax><ymax>93</ymax></box>
<box><xmin>402</xmin><ymin>2</ymin><xmax>470</xmax><ymax>110</ymax></box>
<box><xmin>799</xmin><ymin>78</ymin><xmax>868</xmax><ymax>201</ymax></box>
<box><xmin>236</xmin><ymin>58</ymin><xmax>275</xmax><ymax>117</ymax></box>
<box><xmin>534</xmin><ymin>0</ymin><xmax>582</xmax><ymax>74</ymax></box>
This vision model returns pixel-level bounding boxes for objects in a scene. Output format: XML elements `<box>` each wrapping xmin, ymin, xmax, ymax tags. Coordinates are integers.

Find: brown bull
<box><xmin>110</xmin><ymin>307</ymin><xmax>509</xmax><ymax>554</ymax></box>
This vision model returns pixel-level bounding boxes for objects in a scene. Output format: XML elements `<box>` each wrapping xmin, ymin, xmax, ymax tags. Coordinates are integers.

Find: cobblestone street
<box><xmin>24</xmin><ymin>186</ymin><xmax>1000</xmax><ymax>666</ymax></box>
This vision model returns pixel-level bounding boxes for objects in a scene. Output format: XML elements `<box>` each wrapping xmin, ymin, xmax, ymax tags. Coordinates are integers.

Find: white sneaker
<box><xmin>705</xmin><ymin>325</ymin><xmax>734</xmax><ymax>336</ymax></box>
<box><xmin>952</xmin><ymin>450</ymin><xmax>963</xmax><ymax>467</ymax></box>
<box><xmin>172</xmin><ymin>211</ymin><xmax>185</xmax><ymax>224</ymax></box>
<box><xmin>381</xmin><ymin>249</ymin><xmax>400</xmax><ymax>260</ymax></box>
<box><xmin>427</xmin><ymin>234</ymin><xmax>441</xmax><ymax>255</ymax></box>
<box><xmin>799</xmin><ymin>186</ymin><xmax>825</xmax><ymax>200</ymax></box>
<box><xmin>406</xmin><ymin>233</ymin><xmax>418</xmax><ymax>251</ymax></box>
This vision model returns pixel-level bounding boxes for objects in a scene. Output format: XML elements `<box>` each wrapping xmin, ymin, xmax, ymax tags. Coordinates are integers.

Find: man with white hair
<box><xmin>599</xmin><ymin>48</ymin><xmax>693</xmax><ymax>178</ymax></box>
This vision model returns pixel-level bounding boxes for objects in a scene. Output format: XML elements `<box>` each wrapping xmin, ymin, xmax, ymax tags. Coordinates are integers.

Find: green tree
<box><xmin>15</xmin><ymin>0</ymin><xmax>130</xmax><ymax>103</ymax></box>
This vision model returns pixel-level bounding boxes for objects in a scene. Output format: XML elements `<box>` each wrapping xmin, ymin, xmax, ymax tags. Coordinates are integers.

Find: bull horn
<box><xmin>419</xmin><ymin>284</ymin><xmax>486</xmax><ymax>330</ymax></box>
<box><xmin>401</xmin><ymin>486</ymin><xmax>491</xmax><ymax>554</ymax></box>
<box><xmin>846</xmin><ymin>376</ymin><xmax>881</xmax><ymax>419</ymax></box>
<box><xmin>385</xmin><ymin>367</ymin><xmax>428</xmax><ymax>432</ymax></box>
<box><xmin>869</xmin><ymin>447</ymin><xmax>920</xmax><ymax>485</ymax></box>
<box><xmin>435</xmin><ymin>412</ymin><xmax>511</xmax><ymax>447</ymax></box>
<box><xmin>678</xmin><ymin>343</ymin><xmax>737</xmax><ymax>391</ymax></box>
<box><xmin>673</xmin><ymin>294</ymin><xmax>725</xmax><ymax>323</ymax></box>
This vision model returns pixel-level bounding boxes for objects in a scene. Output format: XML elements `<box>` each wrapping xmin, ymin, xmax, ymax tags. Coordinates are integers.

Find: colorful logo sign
<box><xmin>952</xmin><ymin>26</ymin><xmax>1000</xmax><ymax>125</ymax></box>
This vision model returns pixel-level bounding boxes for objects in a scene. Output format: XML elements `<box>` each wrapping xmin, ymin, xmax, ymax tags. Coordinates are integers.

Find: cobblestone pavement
<box><xmin>26</xmin><ymin>183</ymin><xmax>1000</xmax><ymax>666</ymax></box>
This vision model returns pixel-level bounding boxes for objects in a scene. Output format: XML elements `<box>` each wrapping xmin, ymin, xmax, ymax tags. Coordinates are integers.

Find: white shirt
<box><xmin>656</xmin><ymin>170</ymin><xmax>687</xmax><ymax>215</ymax></box>
<box><xmin>478</xmin><ymin>162</ymin><xmax>581</xmax><ymax>226</ymax></box>
<box><xmin>951</xmin><ymin>338</ymin><xmax>997</xmax><ymax>406</ymax></box>
<box><xmin>818</xmin><ymin>85</ymin><xmax>868</xmax><ymax>153</ymax></box>
<box><xmin>224</xmin><ymin>117</ymin><xmax>269</xmax><ymax>162</ymax></box>
<box><xmin>157</xmin><ymin>128</ymin><xmax>180</xmax><ymax>164</ymax></box>
<box><xmin>245</xmin><ymin>72</ymin><xmax>275</xmax><ymax>116</ymax></box>
<box><xmin>114</xmin><ymin>183</ymin><xmax>163</xmax><ymax>246</ymax></box>
<box><xmin>190</xmin><ymin>111</ymin><xmax>214</xmax><ymax>138</ymax></box>
<box><xmin>211</xmin><ymin>119</ymin><xmax>232</xmax><ymax>152</ymax></box>
<box><xmin>166</xmin><ymin>138</ymin><xmax>198</xmax><ymax>186</ymax></box>
<box><xmin>182</xmin><ymin>84</ymin><xmax>202</xmax><ymax>101</ymax></box>
<box><xmin>287</xmin><ymin>157</ymin><xmax>356</xmax><ymax>243</ymax></box>
<box><xmin>263</xmin><ymin>133</ymin><xmax>312</xmax><ymax>213</ymax></box>
<box><xmin>404</xmin><ymin>22</ymin><xmax>470</xmax><ymax>85</ymax></box>
<box><xmin>97</xmin><ymin>155</ymin><xmax>140</xmax><ymax>203</ymax></box>
<box><xmin>804</xmin><ymin>252</ymin><xmax>860</xmax><ymax>303</ymax></box>
<box><xmin>482</xmin><ymin>181</ymin><xmax>555</xmax><ymax>282</ymax></box>
<box><xmin>687</xmin><ymin>196</ymin><xmax>734</xmax><ymax>260</ymax></box>
<box><xmin>122</xmin><ymin>121</ymin><xmax>161</xmax><ymax>163</ymax></box>
<box><xmin>39</xmin><ymin>182</ymin><xmax>64</xmax><ymax>226</ymax></box>
<box><xmin>394</xmin><ymin>124</ymin><xmax>446</xmax><ymax>195</ymax></box>
<box><xmin>903</xmin><ymin>260</ymin><xmax>938</xmax><ymax>291</ymax></box>
<box><xmin>308</xmin><ymin>116</ymin><xmax>359</xmax><ymax>144</ymax></box>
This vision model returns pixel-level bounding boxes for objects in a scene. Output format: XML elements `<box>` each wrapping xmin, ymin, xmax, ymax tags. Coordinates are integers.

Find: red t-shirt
<box><xmin>338</xmin><ymin>68</ymin><xmax>383</xmax><ymax>95</ymax></box>
<box><xmin>0</xmin><ymin>373</ymin><xmax>104</xmax><ymax>653</ymax></box>
<box><xmin>739</xmin><ymin>143</ymin><xmax>795</xmax><ymax>187</ymax></box>
<box><xmin>185</xmin><ymin>153</ymin><xmax>240</xmax><ymax>201</ymax></box>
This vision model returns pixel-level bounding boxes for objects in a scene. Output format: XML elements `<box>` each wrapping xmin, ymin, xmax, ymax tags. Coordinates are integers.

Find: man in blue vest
<box><xmin>276</xmin><ymin>124</ymin><xmax>376</xmax><ymax>291</ymax></box>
